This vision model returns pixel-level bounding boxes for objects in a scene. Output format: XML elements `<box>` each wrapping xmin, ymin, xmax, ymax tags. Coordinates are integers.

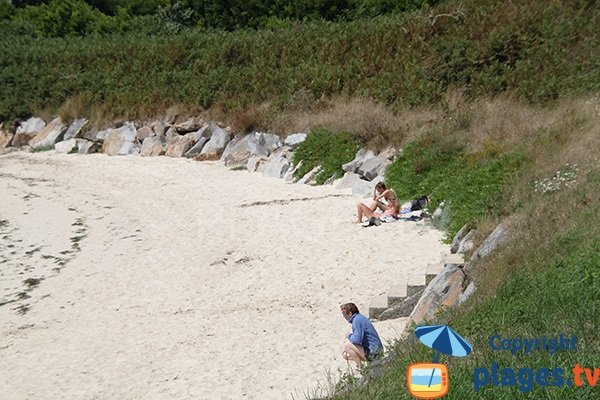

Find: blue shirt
<box><xmin>347</xmin><ymin>313</ymin><xmax>383</xmax><ymax>356</ymax></box>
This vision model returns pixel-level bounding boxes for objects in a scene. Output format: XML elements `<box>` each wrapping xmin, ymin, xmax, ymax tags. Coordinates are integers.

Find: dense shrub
<box><xmin>292</xmin><ymin>129</ymin><xmax>360</xmax><ymax>184</ymax></box>
<box><xmin>1</xmin><ymin>0</ymin><xmax>598</xmax><ymax>123</ymax></box>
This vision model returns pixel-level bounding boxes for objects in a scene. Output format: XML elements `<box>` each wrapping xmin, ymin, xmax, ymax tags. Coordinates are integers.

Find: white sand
<box><xmin>0</xmin><ymin>152</ymin><xmax>449</xmax><ymax>400</ymax></box>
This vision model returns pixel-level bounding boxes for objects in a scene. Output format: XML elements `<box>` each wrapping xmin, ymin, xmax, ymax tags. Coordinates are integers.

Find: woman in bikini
<box><xmin>356</xmin><ymin>182</ymin><xmax>399</xmax><ymax>223</ymax></box>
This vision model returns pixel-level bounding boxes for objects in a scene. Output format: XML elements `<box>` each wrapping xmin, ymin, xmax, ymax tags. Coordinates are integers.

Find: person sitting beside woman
<box><xmin>356</xmin><ymin>182</ymin><xmax>399</xmax><ymax>223</ymax></box>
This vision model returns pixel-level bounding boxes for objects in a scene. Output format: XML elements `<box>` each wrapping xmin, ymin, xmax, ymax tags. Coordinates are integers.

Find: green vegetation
<box><xmin>1</xmin><ymin>0</ymin><xmax>441</xmax><ymax>37</ymax></box>
<box><xmin>1</xmin><ymin>0</ymin><xmax>599</xmax><ymax>124</ymax></box>
<box><xmin>292</xmin><ymin>128</ymin><xmax>359</xmax><ymax>184</ymax></box>
<box><xmin>386</xmin><ymin>130</ymin><xmax>524</xmax><ymax>237</ymax></box>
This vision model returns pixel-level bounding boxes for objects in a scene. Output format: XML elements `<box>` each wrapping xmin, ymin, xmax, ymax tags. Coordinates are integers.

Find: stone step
<box><xmin>443</xmin><ymin>253</ymin><xmax>465</xmax><ymax>266</ymax></box>
<box><xmin>378</xmin><ymin>288</ymin><xmax>425</xmax><ymax>321</ymax></box>
<box><xmin>407</xmin><ymin>273</ymin><xmax>426</xmax><ymax>297</ymax></box>
<box><xmin>368</xmin><ymin>294</ymin><xmax>389</xmax><ymax>320</ymax></box>
<box><xmin>387</xmin><ymin>283</ymin><xmax>407</xmax><ymax>307</ymax></box>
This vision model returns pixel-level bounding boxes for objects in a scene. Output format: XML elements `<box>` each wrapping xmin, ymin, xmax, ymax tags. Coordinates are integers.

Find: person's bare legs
<box><xmin>369</xmin><ymin>201</ymin><xmax>389</xmax><ymax>212</ymax></box>
<box><xmin>356</xmin><ymin>203</ymin><xmax>378</xmax><ymax>223</ymax></box>
<box><xmin>342</xmin><ymin>339</ymin><xmax>366</xmax><ymax>367</ymax></box>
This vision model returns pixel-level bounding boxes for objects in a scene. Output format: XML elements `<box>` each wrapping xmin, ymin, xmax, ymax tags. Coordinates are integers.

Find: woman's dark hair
<box><xmin>341</xmin><ymin>303</ymin><xmax>360</xmax><ymax>315</ymax></box>
<box><xmin>375</xmin><ymin>182</ymin><xmax>386</xmax><ymax>190</ymax></box>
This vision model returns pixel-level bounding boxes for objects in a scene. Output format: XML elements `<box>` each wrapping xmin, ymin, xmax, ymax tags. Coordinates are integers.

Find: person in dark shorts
<box><xmin>340</xmin><ymin>303</ymin><xmax>384</xmax><ymax>366</ymax></box>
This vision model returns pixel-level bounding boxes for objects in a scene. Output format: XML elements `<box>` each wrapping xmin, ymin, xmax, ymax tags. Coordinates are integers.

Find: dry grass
<box><xmin>464</xmin><ymin>94</ymin><xmax>600</xmax><ymax>297</ymax></box>
<box><xmin>267</xmin><ymin>96</ymin><xmax>442</xmax><ymax>150</ymax></box>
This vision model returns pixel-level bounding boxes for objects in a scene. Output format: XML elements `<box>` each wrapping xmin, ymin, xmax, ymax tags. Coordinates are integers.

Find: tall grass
<box><xmin>1</xmin><ymin>0</ymin><xmax>599</xmax><ymax>126</ymax></box>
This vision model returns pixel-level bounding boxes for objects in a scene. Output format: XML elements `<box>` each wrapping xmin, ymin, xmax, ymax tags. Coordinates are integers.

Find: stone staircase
<box><xmin>369</xmin><ymin>254</ymin><xmax>464</xmax><ymax>321</ymax></box>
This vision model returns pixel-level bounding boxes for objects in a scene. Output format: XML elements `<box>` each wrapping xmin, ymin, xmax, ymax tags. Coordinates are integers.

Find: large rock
<box><xmin>16</xmin><ymin>117</ymin><xmax>45</xmax><ymax>135</ymax></box>
<box><xmin>185</xmin><ymin>136</ymin><xmax>210</xmax><ymax>158</ymax></box>
<box><xmin>379</xmin><ymin>146</ymin><xmax>398</xmax><ymax>161</ymax></box>
<box><xmin>221</xmin><ymin>132</ymin><xmax>281</xmax><ymax>168</ymax></box>
<box><xmin>136</xmin><ymin>126</ymin><xmax>154</xmax><ymax>142</ymax></box>
<box><xmin>102</xmin><ymin>123</ymin><xmax>139</xmax><ymax>156</ymax></box>
<box><xmin>54</xmin><ymin>138</ymin><xmax>97</xmax><ymax>154</ymax></box>
<box><xmin>63</xmin><ymin>118</ymin><xmax>88</xmax><ymax>140</ymax></box>
<box><xmin>457</xmin><ymin>229</ymin><xmax>476</xmax><ymax>255</ymax></box>
<box><xmin>152</xmin><ymin>121</ymin><xmax>168</xmax><ymax>137</ymax></box>
<box><xmin>450</xmin><ymin>224</ymin><xmax>470</xmax><ymax>254</ymax></box>
<box><xmin>284</xmin><ymin>160</ymin><xmax>302</xmax><ymax>182</ymax></box>
<box><xmin>357</xmin><ymin>155</ymin><xmax>391</xmax><ymax>181</ymax></box>
<box><xmin>335</xmin><ymin>172</ymin><xmax>374</xmax><ymax>197</ymax></box>
<box><xmin>0</xmin><ymin>127</ymin><xmax>13</xmax><ymax>148</ymax></box>
<box><xmin>140</xmin><ymin>136</ymin><xmax>166</xmax><ymax>157</ymax></box>
<box><xmin>262</xmin><ymin>147</ymin><xmax>292</xmax><ymax>178</ymax></box>
<box><xmin>470</xmin><ymin>224</ymin><xmax>506</xmax><ymax>263</ymax></box>
<box><xmin>165</xmin><ymin>126</ymin><xmax>179</xmax><ymax>141</ymax></box>
<box><xmin>407</xmin><ymin>263</ymin><xmax>466</xmax><ymax>325</ymax></box>
<box><xmin>174</xmin><ymin>118</ymin><xmax>203</xmax><ymax>134</ymax></box>
<box><xmin>166</xmin><ymin>133</ymin><xmax>197</xmax><ymax>157</ymax></box>
<box><xmin>76</xmin><ymin>139</ymin><xmax>98</xmax><ymax>154</ymax></box>
<box><xmin>342</xmin><ymin>148</ymin><xmax>376</xmax><ymax>173</ymax></box>
<box><xmin>199</xmin><ymin>124</ymin><xmax>231</xmax><ymax>158</ymax></box>
<box><xmin>284</xmin><ymin>133</ymin><xmax>307</xmax><ymax>149</ymax></box>
<box><xmin>54</xmin><ymin>138</ymin><xmax>79</xmax><ymax>154</ymax></box>
<box><xmin>247</xmin><ymin>155</ymin><xmax>269</xmax><ymax>172</ymax></box>
<box><xmin>28</xmin><ymin>118</ymin><xmax>66</xmax><ymax>150</ymax></box>
<box><xmin>297</xmin><ymin>166</ymin><xmax>321</xmax><ymax>185</ymax></box>
<box><xmin>95</xmin><ymin>129</ymin><xmax>112</xmax><ymax>142</ymax></box>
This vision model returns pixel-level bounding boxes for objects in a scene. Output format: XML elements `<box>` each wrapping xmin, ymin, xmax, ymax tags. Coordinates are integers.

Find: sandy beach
<box><xmin>0</xmin><ymin>151</ymin><xmax>448</xmax><ymax>400</ymax></box>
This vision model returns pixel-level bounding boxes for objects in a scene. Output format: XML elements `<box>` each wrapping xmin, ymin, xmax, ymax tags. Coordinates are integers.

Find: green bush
<box><xmin>12</xmin><ymin>0</ymin><xmax>121</xmax><ymax>37</ymax></box>
<box><xmin>292</xmin><ymin>128</ymin><xmax>360</xmax><ymax>184</ymax></box>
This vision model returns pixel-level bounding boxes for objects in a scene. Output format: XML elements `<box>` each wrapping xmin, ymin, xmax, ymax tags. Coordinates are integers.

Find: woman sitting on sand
<box><xmin>356</xmin><ymin>182</ymin><xmax>399</xmax><ymax>223</ymax></box>
<box><xmin>340</xmin><ymin>303</ymin><xmax>384</xmax><ymax>367</ymax></box>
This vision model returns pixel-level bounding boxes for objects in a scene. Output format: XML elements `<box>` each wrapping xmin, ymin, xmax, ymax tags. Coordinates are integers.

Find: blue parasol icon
<box><xmin>415</xmin><ymin>325</ymin><xmax>473</xmax><ymax>388</ymax></box>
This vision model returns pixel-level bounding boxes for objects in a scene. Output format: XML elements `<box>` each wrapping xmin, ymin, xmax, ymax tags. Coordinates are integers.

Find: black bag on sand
<box><xmin>410</xmin><ymin>196</ymin><xmax>429</xmax><ymax>211</ymax></box>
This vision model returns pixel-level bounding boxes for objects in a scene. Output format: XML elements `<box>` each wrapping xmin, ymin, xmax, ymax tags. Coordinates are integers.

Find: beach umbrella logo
<box><xmin>407</xmin><ymin>325</ymin><xmax>473</xmax><ymax>399</ymax></box>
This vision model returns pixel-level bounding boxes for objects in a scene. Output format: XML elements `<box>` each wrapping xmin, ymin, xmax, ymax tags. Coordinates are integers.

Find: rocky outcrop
<box><xmin>29</xmin><ymin>118</ymin><xmax>66</xmax><ymax>150</ymax></box>
<box><xmin>102</xmin><ymin>123</ymin><xmax>139</xmax><ymax>156</ymax></box>
<box><xmin>342</xmin><ymin>148</ymin><xmax>376</xmax><ymax>173</ymax></box>
<box><xmin>247</xmin><ymin>155</ymin><xmax>269</xmax><ymax>173</ymax></box>
<box><xmin>0</xmin><ymin>126</ymin><xmax>13</xmax><ymax>148</ymax></box>
<box><xmin>335</xmin><ymin>172</ymin><xmax>374</xmax><ymax>197</ymax></box>
<box><xmin>470</xmin><ymin>224</ymin><xmax>506</xmax><ymax>263</ymax></box>
<box><xmin>407</xmin><ymin>263</ymin><xmax>466</xmax><ymax>325</ymax></box>
<box><xmin>450</xmin><ymin>224</ymin><xmax>470</xmax><ymax>254</ymax></box>
<box><xmin>283</xmin><ymin>133</ymin><xmax>306</xmax><ymax>149</ymax></box>
<box><xmin>63</xmin><ymin>118</ymin><xmax>88</xmax><ymax>140</ymax></box>
<box><xmin>297</xmin><ymin>166</ymin><xmax>321</xmax><ymax>185</ymax></box>
<box><xmin>55</xmin><ymin>138</ymin><xmax>79</xmax><ymax>154</ymax></box>
<box><xmin>166</xmin><ymin>133</ymin><xmax>196</xmax><ymax>157</ymax></box>
<box><xmin>200</xmin><ymin>124</ymin><xmax>231</xmax><ymax>158</ymax></box>
<box><xmin>12</xmin><ymin>118</ymin><xmax>45</xmax><ymax>146</ymax></box>
<box><xmin>140</xmin><ymin>136</ymin><xmax>166</xmax><ymax>157</ymax></box>
<box><xmin>174</xmin><ymin>118</ymin><xmax>203</xmax><ymax>134</ymax></box>
<box><xmin>77</xmin><ymin>139</ymin><xmax>98</xmax><ymax>154</ymax></box>
<box><xmin>457</xmin><ymin>229</ymin><xmax>476</xmax><ymax>255</ymax></box>
<box><xmin>16</xmin><ymin>117</ymin><xmax>45</xmax><ymax>135</ymax></box>
<box><xmin>356</xmin><ymin>155</ymin><xmax>391</xmax><ymax>181</ymax></box>
<box><xmin>221</xmin><ymin>132</ymin><xmax>281</xmax><ymax>168</ymax></box>
<box><xmin>136</xmin><ymin>126</ymin><xmax>153</xmax><ymax>142</ymax></box>
<box><xmin>262</xmin><ymin>147</ymin><xmax>292</xmax><ymax>178</ymax></box>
